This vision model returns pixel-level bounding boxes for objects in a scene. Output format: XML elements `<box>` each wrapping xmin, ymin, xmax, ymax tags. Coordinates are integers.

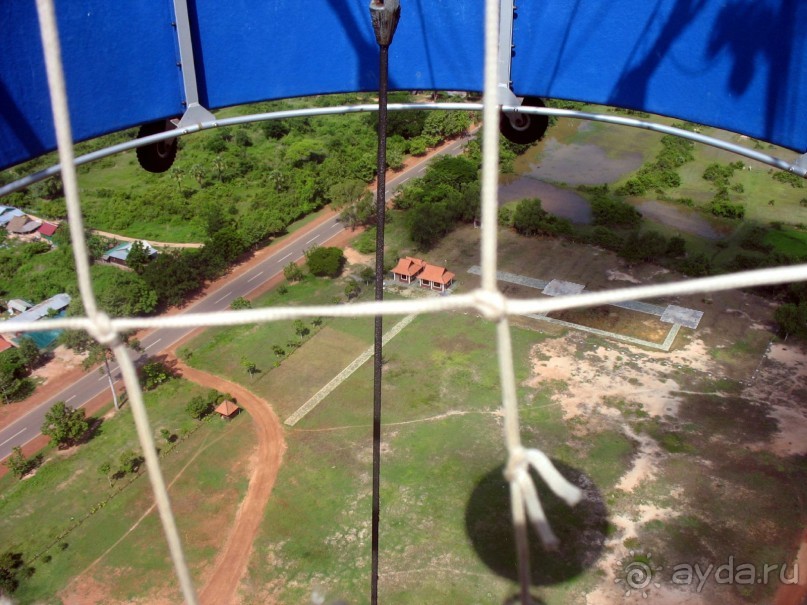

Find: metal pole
<box><xmin>368</xmin><ymin>3</ymin><xmax>400</xmax><ymax>603</ymax></box>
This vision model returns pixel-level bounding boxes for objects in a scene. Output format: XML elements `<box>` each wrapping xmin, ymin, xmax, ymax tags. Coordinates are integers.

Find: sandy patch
<box><xmin>526</xmin><ymin>334</ymin><xmax>711</xmax><ymax>420</ymax></box>
<box><xmin>343</xmin><ymin>245</ymin><xmax>373</xmax><ymax>266</ymax></box>
<box><xmin>617</xmin><ymin>426</ymin><xmax>661</xmax><ymax>492</ymax></box>
<box><xmin>31</xmin><ymin>345</ymin><xmax>85</xmax><ymax>381</ymax></box>
<box><xmin>606</xmin><ymin>269</ymin><xmax>642</xmax><ymax>284</ymax></box>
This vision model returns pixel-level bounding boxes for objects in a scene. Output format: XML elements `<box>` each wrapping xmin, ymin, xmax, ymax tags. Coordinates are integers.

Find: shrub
<box><xmin>354</xmin><ymin>228</ymin><xmax>376</xmax><ymax>254</ymax></box>
<box><xmin>186</xmin><ymin>395</ymin><xmax>213</xmax><ymax>420</ymax></box>
<box><xmin>306</xmin><ymin>247</ymin><xmax>345</xmax><ymax>277</ymax></box>
<box><xmin>41</xmin><ymin>402</ymin><xmax>89</xmax><ymax>448</ymax></box>
<box><xmin>141</xmin><ymin>361</ymin><xmax>172</xmax><ymax>391</ymax></box>
<box><xmin>772</xmin><ymin>170</ymin><xmax>804</xmax><ymax>188</ymax></box>
<box><xmin>708</xmin><ymin>200</ymin><xmax>745</xmax><ymax>219</ymax></box>
<box><xmin>512</xmin><ymin>198</ymin><xmax>572</xmax><ymax>237</ymax></box>
<box><xmin>590</xmin><ymin>196</ymin><xmax>642</xmax><ymax>228</ymax></box>
<box><xmin>230</xmin><ymin>296</ymin><xmax>252</xmax><ymax>310</ymax></box>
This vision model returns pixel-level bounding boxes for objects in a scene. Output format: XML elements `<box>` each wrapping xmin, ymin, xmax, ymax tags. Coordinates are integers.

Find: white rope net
<box><xmin>1</xmin><ymin>0</ymin><xmax>804</xmax><ymax>603</ymax></box>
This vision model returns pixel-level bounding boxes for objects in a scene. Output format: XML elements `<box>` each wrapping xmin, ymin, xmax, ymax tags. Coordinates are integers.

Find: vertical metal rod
<box><xmin>371</xmin><ymin>41</ymin><xmax>390</xmax><ymax>605</ymax></box>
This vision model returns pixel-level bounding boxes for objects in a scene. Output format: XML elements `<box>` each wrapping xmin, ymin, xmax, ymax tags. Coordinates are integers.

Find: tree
<box><xmin>41</xmin><ymin>401</ymin><xmax>89</xmax><ymax>448</ymax></box>
<box><xmin>80</xmin><ymin>333</ymin><xmax>141</xmax><ymax>411</ymax></box>
<box><xmin>5</xmin><ymin>446</ymin><xmax>40</xmax><ymax>479</ymax></box>
<box><xmin>294</xmin><ymin>320</ymin><xmax>310</xmax><ymax>340</ymax></box>
<box><xmin>94</xmin><ymin>268</ymin><xmax>158</xmax><ymax>316</ymax></box>
<box><xmin>283</xmin><ymin>262</ymin><xmax>304</xmax><ymax>282</ymax></box>
<box><xmin>0</xmin><ymin>550</ymin><xmax>34</xmax><ymax>595</ymax></box>
<box><xmin>141</xmin><ymin>249</ymin><xmax>203</xmax><ymax>307</ymax></box>
<box><xmin>306</xmin><ymin>247</ymin><xmax>345</xmax><ymax>277</ymax></box>
<box><xmin>118</xmin><ymin>450</ymin><xmax>143</xmax><ymax>475</ymax></box>
<box><xmin>775</xmin><ymin>303</ymin><xmax>807</xmax><ymax>340</ymax></box>
<box><xmin>344</xmin><ymin>280</ymin><xmax>361</xmax><ymax>300</ymax></box>
<box><xmin>272</xmin><ymin>345</ymin><xmax>285</xmax><ymax>358</ymax></box>
<box><xmin>360</xmin><ymin>267</ymin><xmax>375</xmax><ymax>285</ymax></box>
<box><xmin>142</xmin><ymin>361</ymin><xmax>171</xmax><ymax>391</ymax></box>
<box><xmin>186</xmin><ymin>395</ymin><xmax>213</xmax><ymax>420</ymax></box>
<box><xmin>240</xmin><ymin>356</ymin><xmax>258</xmax><ymax>379</ymax></box>
<box><xmin>98</xmin><ymin>461</ymin><xmax>113</xmax><ymax>486</ymax></box>
<box><xmin>125</xmin><ymin>241</ymin><xmax>151</xmax><ymax>274</ymax></box>
<box><xmin>328</xmin><ymin>179</ymin><xmax>367</xmax><ymax>209</ymax></box>
<box><xmin>15</xmin><ymin>336</ymin><xmax>40</xmax><ymax>372</ymax></box>
<box><xmin>512</xmin><ymin>198</ymin><xmax>548</xmax><ymax>236</ymax></box>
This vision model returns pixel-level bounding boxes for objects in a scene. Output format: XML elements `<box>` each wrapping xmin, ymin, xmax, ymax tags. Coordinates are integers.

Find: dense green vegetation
<box><xmin>0</xmin><ymin>93</ymin><xmax>479</xmax><ymax>317</ymax></box>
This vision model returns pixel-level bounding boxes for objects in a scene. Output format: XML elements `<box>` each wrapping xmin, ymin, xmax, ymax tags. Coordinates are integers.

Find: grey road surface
<box><xmin>0</xmin><ymin>133</ymin><xmax>471</xmax><ymax>461</ymax></box>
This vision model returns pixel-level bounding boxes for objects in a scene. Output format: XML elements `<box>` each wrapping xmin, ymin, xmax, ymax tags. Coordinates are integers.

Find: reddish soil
<box><xmin>174</xmin><ymin>361</ymin><xmax>286</xmax><ymax>605</ymax></box>
<box><xmin>773</xmin><ymin>529</ymin><xmax>807</xmax><ymax>605</ymax></box>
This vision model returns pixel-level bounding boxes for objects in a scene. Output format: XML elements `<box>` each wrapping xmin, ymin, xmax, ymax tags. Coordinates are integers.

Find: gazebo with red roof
<box><xmin>214</xmin><ymin>400</ymin><xmax>240</xmax><ymax>419</ymax></box>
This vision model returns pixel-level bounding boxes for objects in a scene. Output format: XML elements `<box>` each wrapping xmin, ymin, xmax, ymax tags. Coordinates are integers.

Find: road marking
<box><xmin>214</xmin><ymin>291</ymin><xmax>232</xmax><ymax>304</ymax></box>
<box><xmin>306</xmin><ymin>235</ymin><xmax>319</xmax><ymax>244</ymax></box>
<box><xmin>0</xmin><ymin>428</ymin><xmax>27</xmax><ymax>448</ymax></box>
<box><xmin>276</xmin><ymin>252</ymin><xmax>292</xmax><ymax>264</ymax></box>
<box><xmin>247</xmin><ymin>270</ymin><xmax>264</xmax><ymax>283</ymax></box>
<box><xmin>143</xmin><ymin>338</ymin><xmax>162</xmax><ymax>351</ymax></box>
<box><xmin>400</xmin><ymin>176</ymin><xmax>410</xmax><ymax>184</ymax></box>
<box><xmin>66</xmin><ymin>395</ymin><xmax>76</xmax><ymax>403</ymax></box>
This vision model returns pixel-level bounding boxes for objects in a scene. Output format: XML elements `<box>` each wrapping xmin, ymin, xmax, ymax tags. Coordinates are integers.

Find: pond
<box><xmin>499</xmin><ymin>177</ymin><xmax>592</xmax><ymax>224</ymax></box>
<box><xmin>525</xmin><ymin>139</ymin><xmax>644</xmax><ymax>186</ymax></box>
<box><xmin>634</xmin><ymin>200</ymin><xmax>723</xmax><ymax>240</ymax></box>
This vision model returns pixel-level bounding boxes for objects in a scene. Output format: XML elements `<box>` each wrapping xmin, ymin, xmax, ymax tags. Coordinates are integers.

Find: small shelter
<box><xmin>0</xmin><ymin>208</ymin><xmax>24</xmax><ymax>226</ymax></box>
<box><xmin>214</xmin><ymin>400</ymin><xmax>240</xmax><ymax>419</ymax></box>
<box><xmin>101</xmin><ymin>240</ymin><xmax>158</xmax><ymax>266</ymax></box>
<box><xmin>0</xmin><ymin>336</ymin><xmax>13</xmax><ymax>353</ymax></box>
<box><xmin>6</xmin><ymin>215</ymin><xmax>30</xmax><ymax>233</ymax></box>
<box><xmin>7</xmin><ymin>299</ymin><xmax>33</xmax><ymax>315</ymax></box>
<box><xmin>4</xmin><ymin>293</ymin><xmax>71</xmax><ymax>330</ymax></box>
<box><xmin>417</xmin><ymin>263</ymin><xmax>455</xmax><ymax>292</ymax></box>
<box><xmin>38</xmin><ymin>222</ymin><xmax>59</xmax><ymax>238</ymax></box>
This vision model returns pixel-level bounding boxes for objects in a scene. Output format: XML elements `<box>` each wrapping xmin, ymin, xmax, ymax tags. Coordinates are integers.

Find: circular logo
<box><xmin>615</xmin><ymin>550</ymin><xmax>663</xmax><ymax>598</ymax></box>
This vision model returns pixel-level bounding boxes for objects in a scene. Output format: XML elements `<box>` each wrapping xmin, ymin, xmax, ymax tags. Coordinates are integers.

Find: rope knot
<box><xmin>503</xmin><ymin>445</ymin><xmax>585</xmax><ymax>551</ymax></box>
<box><xmin>473</xmin><ymin>289</ymin><xmax>507</xmax><ymax>321</ymax></box>
<box><xmin>504</xmin><ymin>446</ymin><xmax>528</xmax><ymax>482</ymax></box>
<box><xmin>86</xmin><ymin>311</ymin><xmax>120</xmax><ymax>348</ymax></box>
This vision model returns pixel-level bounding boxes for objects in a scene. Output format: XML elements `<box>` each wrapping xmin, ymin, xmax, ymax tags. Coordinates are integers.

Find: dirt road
<box><xmin>175</xmin><ymin>361</ymin><xmax>286</xmax><ymax>605</ymax></box>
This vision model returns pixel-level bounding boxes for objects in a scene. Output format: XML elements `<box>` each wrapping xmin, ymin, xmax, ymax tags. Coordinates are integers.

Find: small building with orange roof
<box><xmin>390</xmin><ymin>256</ymin><xmax>426</xmax><ymax>284</ymax></box>
<box><xmin>417</xmin><ymin>263</ymin><xmax>455</xmax><ymax>292</ymax></box>
<box><xmin>214</xmin><ymin>400</ymin><xmax>240</xmax><ymax>419</ymax></box>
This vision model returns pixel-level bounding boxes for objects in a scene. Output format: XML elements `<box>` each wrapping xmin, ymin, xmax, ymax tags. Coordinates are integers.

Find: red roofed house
<box><xmin>417</xmin><ymin>263</ymin><xmax>455</xmax><ymax>292</ymax></box>
<box><xmin>391</xmin><ymin>257</ymin><xmax>455</xmax><ymax>292</ymax></box>
<box><xmin>0</xmin><ymin>336</ymin><xmax>13</xmax><ymax>354</ymax></box>
<box><xmin>38</xmin><ymin>222</ymin><xmax>58</xmax><ymax>237</ymax></box>
<box><xmin>214</xmin><ymin>400</ymin><xmax>240</xmax><ymax>419</ymax></box>
<box><xmin>391</xmin><ymin>256</ymin><xmax>426</xmax><ymax>284</ymax></box>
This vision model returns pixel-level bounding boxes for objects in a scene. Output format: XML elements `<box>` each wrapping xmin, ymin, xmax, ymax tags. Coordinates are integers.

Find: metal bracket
<box><xmin>795</xmin><ymin>153</ymin><xmax>807</xmax><ymax>176</ymax></box>
<box><xmin>172</xmin><ymin>0</ymin><xmax>215</xmax><ymax>128</ymax></box>
<box><xmin>497</xmin><ymin>0</ymin><xmax>520</xmax><ymax>108</ymax></box>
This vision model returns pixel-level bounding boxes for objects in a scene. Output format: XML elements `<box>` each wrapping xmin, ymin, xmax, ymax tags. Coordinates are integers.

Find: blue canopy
<box><xmin>1</xmin><ymin>0</ymin><xmax>806</xmax><ymax>170</ymax></box>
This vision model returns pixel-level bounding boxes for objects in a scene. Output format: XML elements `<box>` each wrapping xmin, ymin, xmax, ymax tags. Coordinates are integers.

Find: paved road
<box><xmin>0</xmin><ymin>133</ymin><xmax>471</xmax><ymax>461</ymax></box>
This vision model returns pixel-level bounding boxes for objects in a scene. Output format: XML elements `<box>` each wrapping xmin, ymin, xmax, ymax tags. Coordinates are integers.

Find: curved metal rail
<box><xmin>2</xmin><ymin>102</ymin><xmax>805</xmax><ymax>199</ymax></box>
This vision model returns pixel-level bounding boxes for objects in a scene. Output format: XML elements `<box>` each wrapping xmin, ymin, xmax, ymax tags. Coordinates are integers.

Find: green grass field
<box><xmin>188</xmin><ymin>304</ymin><xmax>637</xmax><ymax>605</ymax></box>
<box><xmin>0</xmin><ymin>377</ymin><xmax>256</xmax><ymax>604</ymax></box>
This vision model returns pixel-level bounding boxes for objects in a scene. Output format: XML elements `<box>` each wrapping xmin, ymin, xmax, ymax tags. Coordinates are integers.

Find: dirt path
<box><xmin>173</xmin><ymin>361</ymin><xmax>286</xmax><ymax>605</ymax></box>
<box><xmin>88</xmin><ymin>229</ymin><xmax>203</xmax><ymax>248</ymax></box>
